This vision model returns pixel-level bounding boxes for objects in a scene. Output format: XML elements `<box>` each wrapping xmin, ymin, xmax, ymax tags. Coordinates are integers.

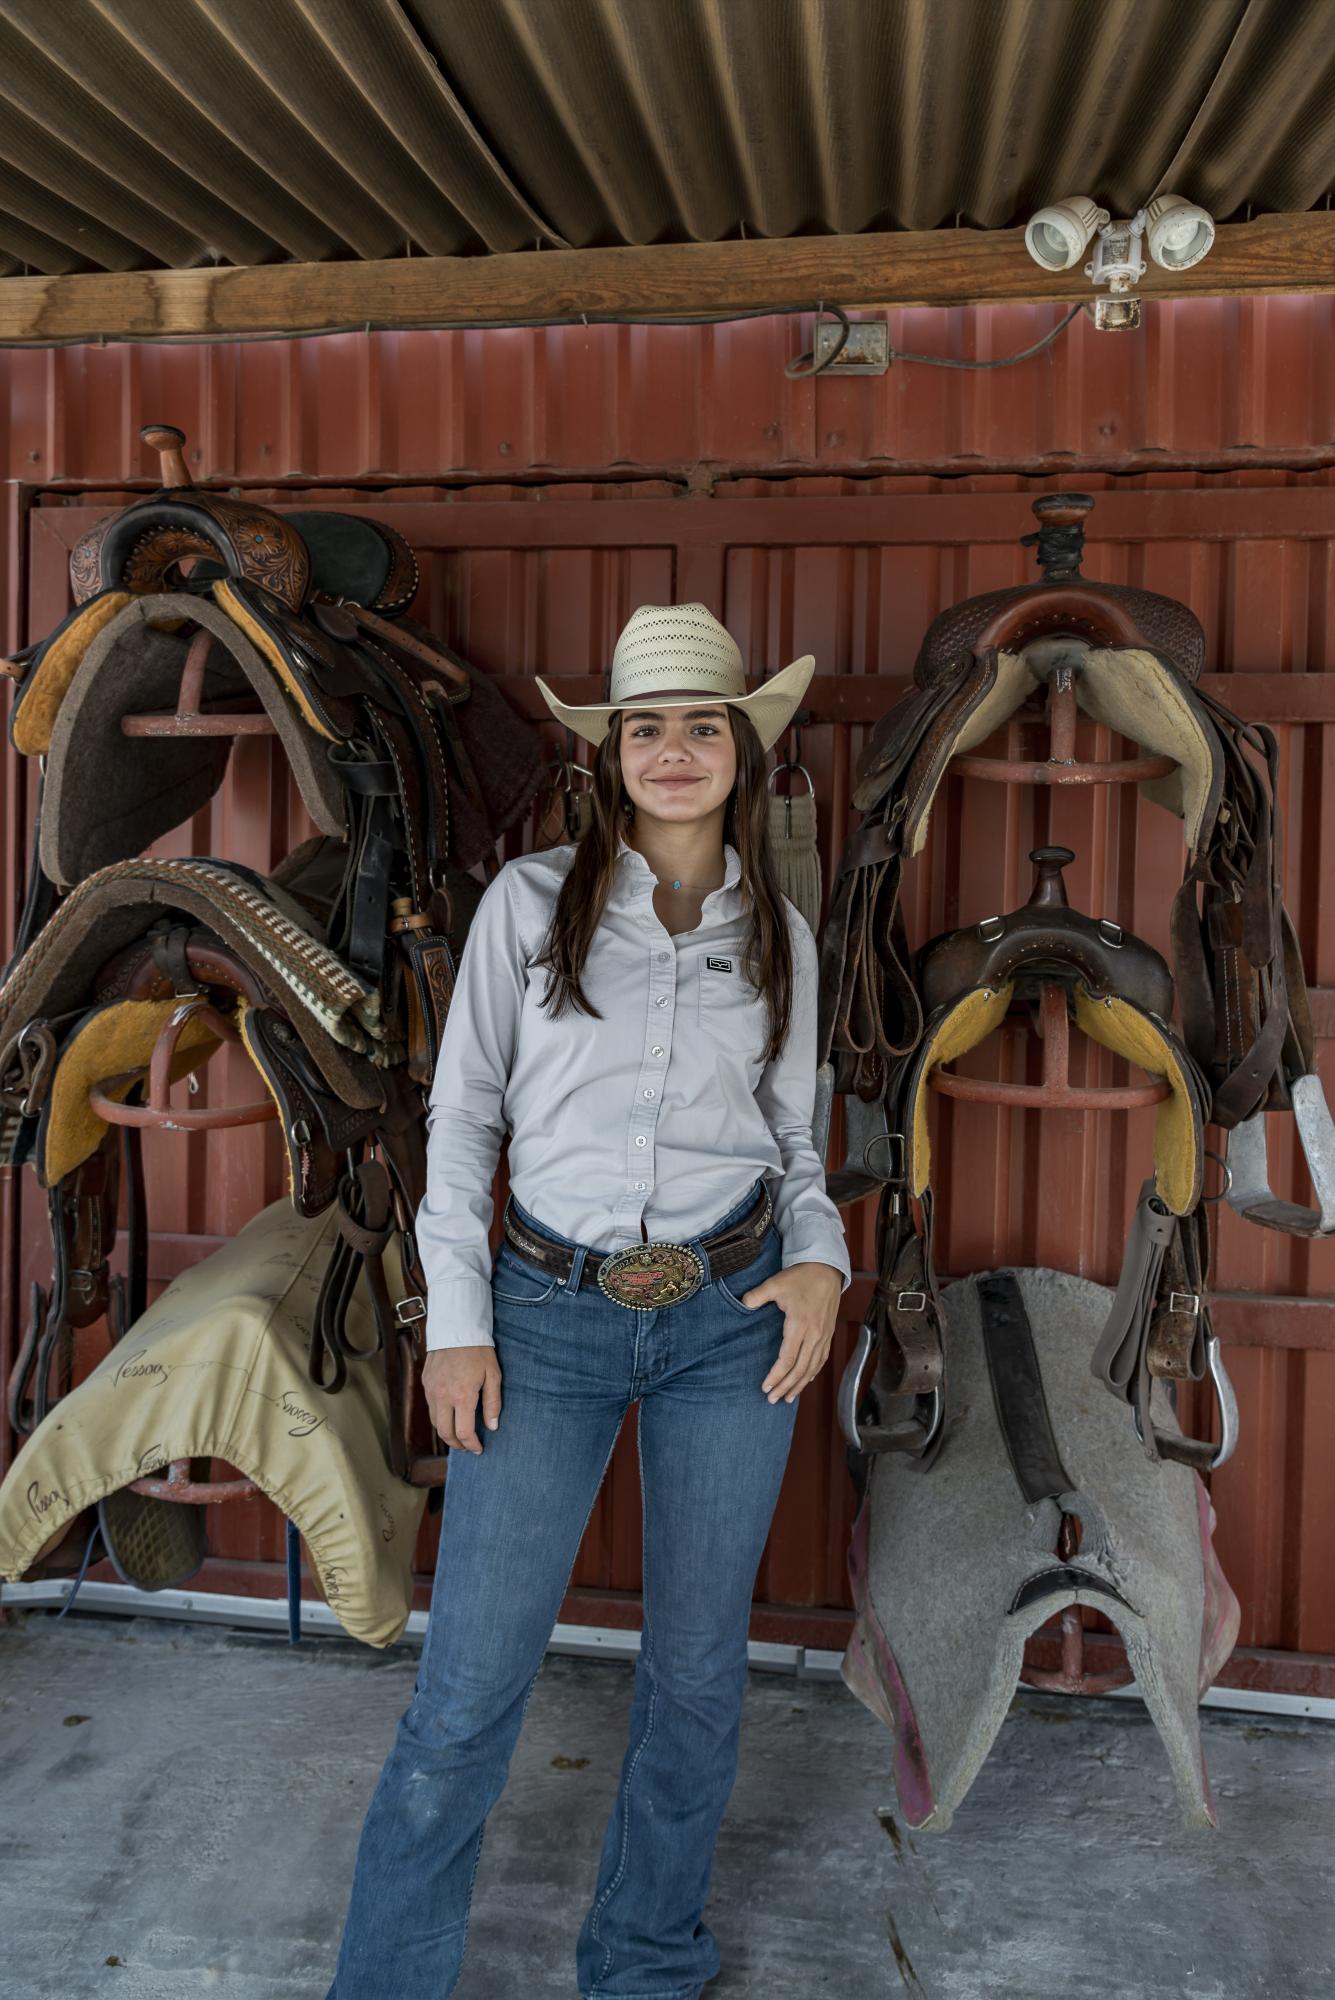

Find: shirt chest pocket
<box><xmin>697</xmin><ymin>954</ymin><xmax>769</xmax><ymax>1061</ymax></box>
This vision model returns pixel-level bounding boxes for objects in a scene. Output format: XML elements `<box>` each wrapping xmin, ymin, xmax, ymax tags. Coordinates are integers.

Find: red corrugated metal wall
<box><xmin>3</xmin><ymin>300</ymin><xmax>1334</xmax><ymax>1676</ymax></box>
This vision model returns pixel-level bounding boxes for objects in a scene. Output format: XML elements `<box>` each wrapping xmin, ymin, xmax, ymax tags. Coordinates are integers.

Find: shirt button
<box><xmin>643</xmin><ymin>1088</ymin><xmax>655</xmax><ymax>1099</ymax></box>
<box><xmin>655</xmin><ymin>996</ymin><xmax>668</xmax><ymax>1008</ymax></box>
<box><xmin>656</xmin><ymin>951</ymin><xmax>669</xmax><ymax>962</ymax></box>
<box><xmin>651</xmin><ymin>1046</ymin><xmax>664</xmax><ymax>1057</ymax></box>
<box><xmin>634</xmin><ymin>1135</ymin><xmax>647</xmax><ymax>1148</ymax></box>
<box><xmin>634</xmin><ymin>1181</ymin><xmax>646</xmax><ymax>1191</ymax></box>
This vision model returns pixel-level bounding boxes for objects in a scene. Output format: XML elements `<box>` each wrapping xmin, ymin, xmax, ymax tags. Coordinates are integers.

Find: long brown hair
<box><xmin>532</xmin><ymin>707</ymin><xmax>795</xmax><ymax>1064</ymax></box>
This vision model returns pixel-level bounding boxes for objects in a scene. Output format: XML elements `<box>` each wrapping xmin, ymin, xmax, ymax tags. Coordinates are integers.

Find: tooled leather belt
<box><xmin>501</xmin><ymin>1182</ymin><xmax>773</xmax><ymax>1310</ymax></box>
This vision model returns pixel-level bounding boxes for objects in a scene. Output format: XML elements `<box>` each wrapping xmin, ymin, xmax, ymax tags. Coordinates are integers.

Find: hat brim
<box><xmin>533</xmin><ymin>653</ymin><xmax>816</xmax><ymax>753</ymax></box>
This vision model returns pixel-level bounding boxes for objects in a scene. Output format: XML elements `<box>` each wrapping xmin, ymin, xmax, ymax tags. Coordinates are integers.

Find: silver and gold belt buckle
<box><xmin>596</xmin><ymin>1241</ymin><xmax>705</xmax><ymax>1310</ymax></box>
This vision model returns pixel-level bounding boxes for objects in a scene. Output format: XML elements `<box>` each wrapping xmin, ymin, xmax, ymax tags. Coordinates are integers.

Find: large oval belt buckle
<box><xmin>596</xmin><ymin>1242</ymin><xmax>705</xmax><ymax>1310</ymax></box>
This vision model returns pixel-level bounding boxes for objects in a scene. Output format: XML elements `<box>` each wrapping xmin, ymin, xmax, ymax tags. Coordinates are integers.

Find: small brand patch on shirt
<box><xmin>706</xmin><ymin>956</ymin><xmax>733</xmax><ymax>973</ymax></box>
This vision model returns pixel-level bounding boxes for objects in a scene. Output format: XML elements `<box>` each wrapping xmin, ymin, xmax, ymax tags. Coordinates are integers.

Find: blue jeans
<box><xmin>327</xmin><ymin>1178</ymin><xmax>797</xmax><ymax>1999</ymax></box>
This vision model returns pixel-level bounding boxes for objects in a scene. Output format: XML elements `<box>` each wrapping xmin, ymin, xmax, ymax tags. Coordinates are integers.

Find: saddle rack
<box><xmin>119</xmin><ymin>426</ymin><xmax>277</xmax><ymax>741</ymax></box>
<box><xmin>83</xmin><ymin>1003</ymin><xmax>276</xmax><ymax>1527</ymax></box>
<box><xmin>121</xmin><ymin>627</ymin><xmax>277</xmax><ymax>739</ymax></box>
<box><xmin>930</xmin><ymin>651</ymin><xmax>1181</xmax><ymax>1700</ymax></box>
<box><xmin>88</xmin><ymin>997</ymin><xmax>276</xmax><ymax>1133</ymax></box>
<box><xmin>927</xmin><ymin>672</ymin><xmax>1171</xmax><ymax>1117</ymax></box>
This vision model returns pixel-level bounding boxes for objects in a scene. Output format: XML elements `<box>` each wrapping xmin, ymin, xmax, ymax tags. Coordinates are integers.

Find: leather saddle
<box><xmin>4</xmin><ymin>440</ymin><xmax>544</xmax><ymax>1086</ymax></box>
<box><xmin>818</xmin><ymin>493</ymin><xmax>1311</xmax><ymax>1158</ymax></box>
<box><xmin>916</xmin><ymin>846</ymin><xmax>1175</xmax><ymax>1019</ymax></box>
<box><xmin>819</xmin><ymin>490</ymin><xmax>1335</xmax><ymax>1500</ymax></box>
<box><xmin>0</xmin><ymin>427</ymin><xmax>546</xmax><ymax>1530</ymax></box>
<box><xmin>832</xmin><ymin>845</ymin><xmax>1232</xmax><ymax>1477</ymax></box>
<box><xmin>2</xmin><ymin>912</ymin><xmax>435</xmax><ymax>1486</ymax></box>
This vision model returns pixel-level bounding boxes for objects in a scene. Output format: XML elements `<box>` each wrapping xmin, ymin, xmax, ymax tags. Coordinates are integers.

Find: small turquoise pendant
<box><xmin>672</xmin><ymin>878</ymin><xmax>682</xmax><ymax>889</ymax></box>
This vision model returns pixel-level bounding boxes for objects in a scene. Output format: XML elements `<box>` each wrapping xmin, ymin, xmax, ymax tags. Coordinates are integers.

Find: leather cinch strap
<box><xmin>976</xmin><ymin>1272</ymin><xmax>1073</xmax><ymax>1505</ymax></box>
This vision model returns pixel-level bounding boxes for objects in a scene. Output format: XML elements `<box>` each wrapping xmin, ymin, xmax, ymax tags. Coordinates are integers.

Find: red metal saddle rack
<box><xmin>121</xmin><ymin>626</ymin><xmax>278</xmax><ymax>738</ymax></box>
<box><xmin>104</xmin><ymin>620</ymin><xmax>287</xmax><ymax>1508</ymax></box>
<box><xmin>928</xmin><ymin>671</ymin><xmax>1172</xmax><ymax>1119</ymax></box>
<box><xmin>88</xmin><ymin>996</ymin><xmax>276</xmax><ymax>1135</ymax></box>
<box><xmin>88</xmin><ymin>998</ymin><xmax>273</xmax><ymax>1508</ymax></box>
<box><xmin>928</xmin><ymin>667</ymin><xmax>1178</xmax><ymax>1698</ymax></box>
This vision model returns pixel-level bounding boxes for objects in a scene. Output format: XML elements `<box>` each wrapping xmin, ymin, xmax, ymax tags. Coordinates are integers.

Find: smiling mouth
<box><xmin>651</xmin><ymin>777</ymin><xmax>702</xmax><ymax>785</ymax></box>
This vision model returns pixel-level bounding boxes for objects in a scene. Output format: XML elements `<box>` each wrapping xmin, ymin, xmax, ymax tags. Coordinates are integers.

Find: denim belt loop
<box><xmin>566</xmin><ymin>1243</ymin><xmax>590</xmax><ymax>1291</ymax></box>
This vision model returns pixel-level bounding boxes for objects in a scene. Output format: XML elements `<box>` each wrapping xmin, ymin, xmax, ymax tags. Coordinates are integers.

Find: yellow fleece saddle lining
<box><xmin>213</xmin><ymin>579</ymin><xmax>339</xmax><ymax>741</ymax></box>
<box><xmin>41</xmin><ymin>999</ymin><xmax>227</xmax><ymax>1188</ymax></box>
<box><xmin>1073</xmin><ymin>988</ymin><xmax>1199</xmax><ymax>1215</ymax></box>
<box><xmin>12</xmin><ymin>592</ymin><xmax>133</xmax><ymax>756</ymax></box>
<box><xmin>909</xmin><ymin>982</ymin><xmax>1199</xmax><ymax>1216</ymax></box>
<box><xmin>909</xmin><ymin>985</ymin><xmax>1014</xmax><ymax>1197</ymax></box>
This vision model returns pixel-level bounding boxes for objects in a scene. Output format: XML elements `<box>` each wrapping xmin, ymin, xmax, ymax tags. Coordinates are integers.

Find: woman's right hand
<box><xmin>421</xmin><ymin>1346</ymin><xmax>503</xmax><ymax>1454</ymax></box>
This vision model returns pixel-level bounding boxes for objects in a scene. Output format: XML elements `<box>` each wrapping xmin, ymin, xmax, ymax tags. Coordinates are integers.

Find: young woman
<box><xmin>327</xmin><ymin>602</ymin><xmax>852</xmax><ymax>2000</ymax></box>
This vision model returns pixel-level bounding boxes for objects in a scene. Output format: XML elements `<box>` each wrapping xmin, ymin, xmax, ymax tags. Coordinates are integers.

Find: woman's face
<box><xmin>616</xmin><ymin>704</ymin><xmax>738</xmax><ymax>827</ymax></box>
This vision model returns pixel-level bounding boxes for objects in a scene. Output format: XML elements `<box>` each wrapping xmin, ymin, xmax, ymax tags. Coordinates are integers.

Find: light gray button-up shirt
<box><xmin>417</xmin><ymin>833</ymin><xmax>852</xmax><ymax>1349</ymax></box>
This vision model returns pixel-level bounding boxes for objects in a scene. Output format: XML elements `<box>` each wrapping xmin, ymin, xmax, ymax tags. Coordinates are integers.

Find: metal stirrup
<box><xmin>1226</xmin><ymin>1075</ymin><xmax>1335</xmax><ymax>1238</ymax></box>
<box><xmin>837</xmin><ymin>1321</ymin><xmax>943</xmax><ymax>1457</ymax></box>
<box><xmin>1133</xmin><ymin>1332</ymin><xmax>1240</xmax><ymax>1471</ymax></box>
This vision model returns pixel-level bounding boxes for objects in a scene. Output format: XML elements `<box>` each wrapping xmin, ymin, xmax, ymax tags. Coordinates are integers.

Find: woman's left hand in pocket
<box><xmin>741</xmin><ymin>1260</ymin><xmax>844</xmax><ymax>1403</ymax></box>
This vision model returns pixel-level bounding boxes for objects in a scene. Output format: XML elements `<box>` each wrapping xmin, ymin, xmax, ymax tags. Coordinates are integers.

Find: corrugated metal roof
<box><xmin>0</xmin><ymin>0</ymin><xmax>1330</xmax><ymax>277</ymax></box>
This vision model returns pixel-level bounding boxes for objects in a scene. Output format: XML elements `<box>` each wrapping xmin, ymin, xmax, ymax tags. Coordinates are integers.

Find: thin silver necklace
<box><xmin>625</xmin><ymin>841</ymin><xmax>723</xmax><ymax>892</ymax></box>
<box><xmin>622</xmin><ymin>827</ymin><xmax>724</xmax><ymax>892</ymax></box>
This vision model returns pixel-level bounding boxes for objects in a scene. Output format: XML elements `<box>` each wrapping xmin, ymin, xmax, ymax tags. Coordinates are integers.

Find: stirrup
<box><xmin>1133</xmin><ymin>1332</ymin><xmax>1240</xmax><ymax>1471</ymax></box>
<box><xmin>1226</xmin><ymin>1074</ymin><xmax>1335</xmax><ymax>1237</ymax></box>
<box><xmin>837</xmin><ymin>1321</ymin><xmax>943</xmax><ymax>1457</ymax></box>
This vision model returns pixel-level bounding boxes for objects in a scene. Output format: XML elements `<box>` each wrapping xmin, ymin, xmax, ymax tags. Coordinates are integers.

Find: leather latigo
<box><xmin>0</xmin><ymin>423</ymin><xmax>546</xmax><ymax>1548</ymax></box>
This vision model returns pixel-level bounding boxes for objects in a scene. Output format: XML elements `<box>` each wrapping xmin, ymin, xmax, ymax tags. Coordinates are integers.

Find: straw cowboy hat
<box><xmin>534</xmin><ymin>603</ymin><xmax>815</xmax><ymax>753</ymax></box>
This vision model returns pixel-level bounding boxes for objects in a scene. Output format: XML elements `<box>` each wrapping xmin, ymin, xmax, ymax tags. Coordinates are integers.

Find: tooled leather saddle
<box><xmin>0</xmin><ymin>426</ymin><xmax>545</xmax><ymax>1576</ymax></box>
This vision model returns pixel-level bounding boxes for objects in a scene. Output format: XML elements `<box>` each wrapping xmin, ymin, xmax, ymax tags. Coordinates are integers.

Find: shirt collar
<box><xmin>615</xmin><ymin>831</ymin><xmax>742</xmax><ymax>907</ymax></box>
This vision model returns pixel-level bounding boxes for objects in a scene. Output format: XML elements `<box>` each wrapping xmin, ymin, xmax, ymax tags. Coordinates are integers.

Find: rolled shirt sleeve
<box><xmin>416</xmin><ymin>869</ymin><xmax>525</xmax><ymax>1350</ymax></box>
<box><xmin>755</xmin><ymin>910</ymin><xmax>853</xmax><ymax>1293</ymax></box>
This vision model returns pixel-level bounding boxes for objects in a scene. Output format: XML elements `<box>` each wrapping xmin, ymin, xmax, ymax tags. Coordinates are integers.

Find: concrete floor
<box><xmin>0</xmin><ymin>1612</ymin><xmax>1331</xmax><ymax>2000</ymax></box>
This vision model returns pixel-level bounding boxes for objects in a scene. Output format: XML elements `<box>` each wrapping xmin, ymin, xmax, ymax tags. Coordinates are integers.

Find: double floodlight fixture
<box><xmin>1024</xmin><ymin>192</ymin><xmax>1216</xmax><ymax>330</ymax></box>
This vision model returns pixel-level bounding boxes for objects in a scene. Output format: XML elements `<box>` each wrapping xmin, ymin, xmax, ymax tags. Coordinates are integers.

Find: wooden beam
<box><xmin>2</xmin><ymin>212</ymin><xmax>1333</xmax><ymax>345</ymax></box>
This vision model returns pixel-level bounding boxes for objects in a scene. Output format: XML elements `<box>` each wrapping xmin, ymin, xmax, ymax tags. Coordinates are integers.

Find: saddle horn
<box><xmin>141</xmin><ymin>423</ymin><xmax>192</xmax><ymax>489</ymax></box>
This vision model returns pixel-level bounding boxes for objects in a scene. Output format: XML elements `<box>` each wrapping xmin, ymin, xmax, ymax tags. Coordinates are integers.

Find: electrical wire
<box><xmin>888</xmin><ymin>302</ymin><xmax>1086</xmax><ymax>369</ymax></box>
<box><xmin>0</xmin><ymin>297</ymin><xmax>855</xmax><ymax>351</ymax></box>
<box><xmin>783</xmin><ymin>304</ymin><xmax>851</xmax><ymax>378</ymax></box>
<box><xmin>785</xmin><ymin>301</ymin><xmax>1085</xmax><ymax>378</ymax></box>
<box><xmin>0</xmin><ymin>295</ymin><xmax>1088</xmax><ymax>357</ymax></box>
